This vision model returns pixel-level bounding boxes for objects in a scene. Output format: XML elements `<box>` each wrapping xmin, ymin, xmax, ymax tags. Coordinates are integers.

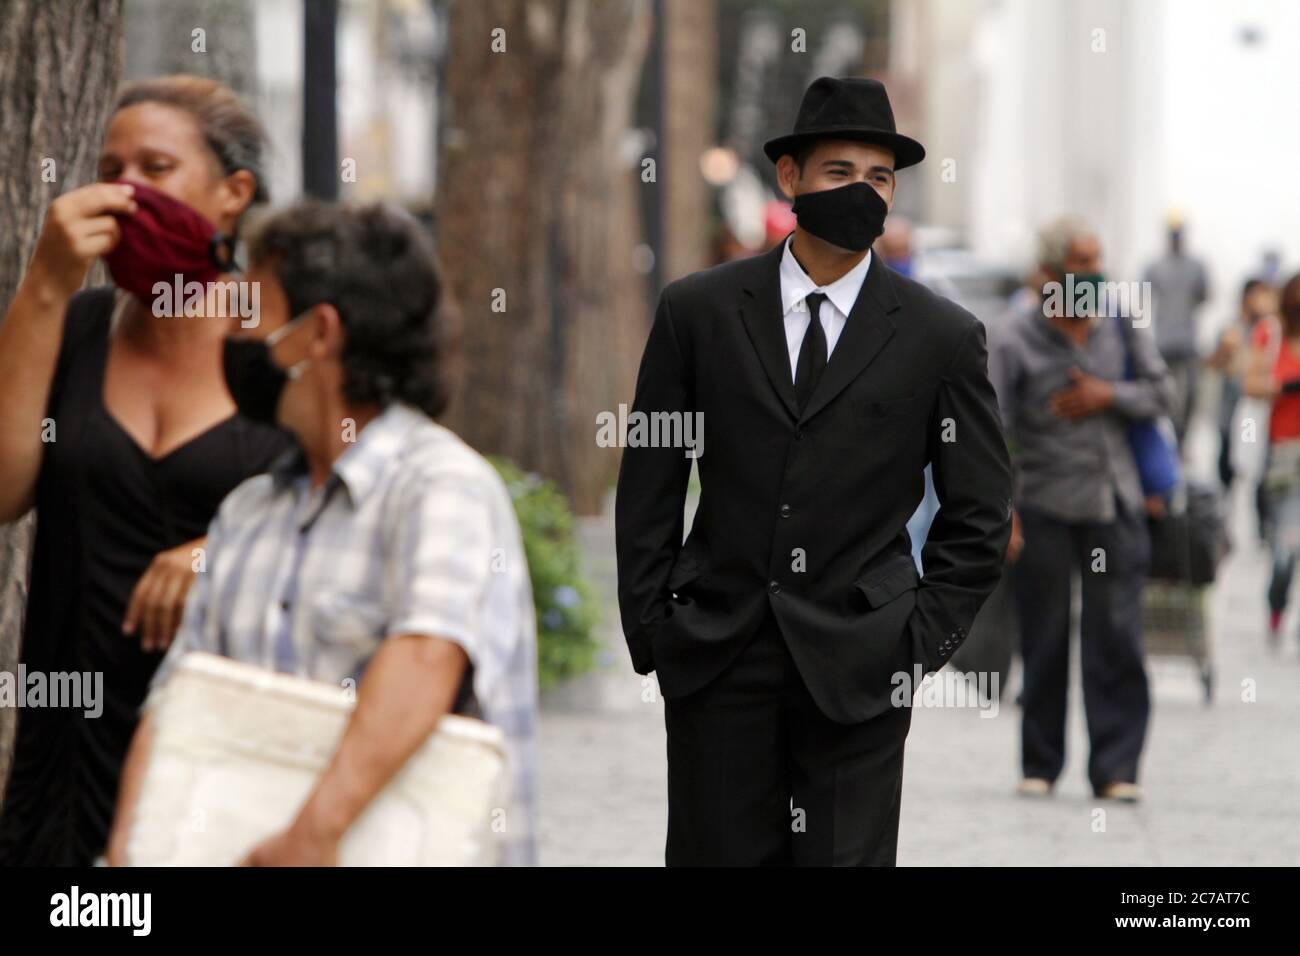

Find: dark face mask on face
<box><xmin>104</xmin><ymin>179</ymin><xmax>235</xmax><ymax>302</ymax></box>
<box><xmin>790</xmin><ymin>181</ymin><xmax>889</xmax><ymax>252</ymax></box>
<box><xmin>222</xmin><ymin>312</ymin><xmax>312</xmax><ymax>426</ymax></box>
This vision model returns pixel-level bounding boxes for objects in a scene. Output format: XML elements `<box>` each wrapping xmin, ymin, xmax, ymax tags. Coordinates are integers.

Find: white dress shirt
<box><xmin>778</xmin><ymin>236</ymin><xmax>873</xmax><ymax>379</ymax></box>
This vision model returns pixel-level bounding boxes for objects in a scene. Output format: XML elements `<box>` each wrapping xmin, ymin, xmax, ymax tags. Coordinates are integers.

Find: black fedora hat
<box><xmin>763</xmin><ymin>76</ymin><xmax>925</xmax><ymax>170</ymax></box>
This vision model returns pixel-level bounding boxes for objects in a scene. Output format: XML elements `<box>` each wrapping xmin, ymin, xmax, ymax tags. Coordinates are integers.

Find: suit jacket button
<box><xmin>779</xmin><ymin>504</ymin><xmax>792</xmax><ymax>518</ymax></box>
<box><xmin>795</xmin><ymin>430</ymin><xmax>805</xmax><ymax>441</ymax></box>
<box><xmin>769</xmin><ymin>580</ymin><xmax>782</xmax><ymax>595</ymax></box>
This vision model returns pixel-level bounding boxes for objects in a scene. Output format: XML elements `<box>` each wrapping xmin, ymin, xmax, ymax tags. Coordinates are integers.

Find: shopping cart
<box><xmin>1141</xmin><ymin>482</ymin><xmax>1227</xmax><ymax>704</ymax></box>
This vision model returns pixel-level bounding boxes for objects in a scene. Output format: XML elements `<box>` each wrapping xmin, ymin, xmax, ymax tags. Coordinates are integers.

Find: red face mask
<box><xmin>104</xmin><ymin>179</ymin><xmax>235</xmax><ymax>301</ymax></box>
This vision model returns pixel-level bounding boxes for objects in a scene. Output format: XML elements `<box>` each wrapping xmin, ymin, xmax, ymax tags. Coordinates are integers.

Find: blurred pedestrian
<box><xmin>0</xmin><ymin>75</ymin><xmax>291</xmax><ymax>866</ymax></box>
<box><xmin>1256</xmin><ymin>248</ymin><xmax>1284</xmax><ymax>285</ymax></box>
<box><xmin>1243</xmin><ymin>273</ymin><xmax>1300</xmax><ymax>645</ymax></box>
<box><xmin>1205</xmin><ymin>278</ymin><xmax>1277</xmax><ymax>524</ymax></box>
<box><xmin>1143</xmin><ymin>214</ymin><xmax>1209</xmax><ymax>446</ymax></box>
<box><xmin>877</xmin><ymin>216</ymin><xmax>915</xmax><ymax>277</ymax></box>
<box><xmin>763</xmin><ymin>198</ymin><xmax>797</xmax><ymax>251</ymax></box>
<box><xmin>990</xmin><ymin>216</ymin><xmax>1175</xmax><ymax>803</ymax></box>
<box><xmin>106</xmin><ymin>201</ymin><xmax>539</xmax><ymax>866</ymax></box>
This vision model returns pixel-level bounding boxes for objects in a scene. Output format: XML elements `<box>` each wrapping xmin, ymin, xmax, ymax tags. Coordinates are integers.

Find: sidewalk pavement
<box><xmin>537</xmin><ymin>483</ymin><xmax>1300</xmax><ymax>866</ymax></box>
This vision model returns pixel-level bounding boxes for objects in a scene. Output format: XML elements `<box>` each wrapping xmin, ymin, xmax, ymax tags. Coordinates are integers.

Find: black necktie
<box><xmin>794</xmin><ymin>291</ymin><xmax>828</xmax><ymax>414</ymax></box>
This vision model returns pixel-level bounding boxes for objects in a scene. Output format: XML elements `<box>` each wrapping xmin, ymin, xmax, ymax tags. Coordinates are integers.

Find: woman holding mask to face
<box><xmin>0</xmin><ymin>75</ymin><xmax>293</xmax><ymax>865</ymax></box>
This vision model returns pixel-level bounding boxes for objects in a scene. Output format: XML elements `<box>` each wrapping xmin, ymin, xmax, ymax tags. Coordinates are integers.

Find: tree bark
<box><xmin>301</xmin><ymin>0</ymin><xmax>340</xmax><ymax>200</ymax></box>
<box><xmin>122</xmin><ymin>0</ymin><xmax>256</xmax><ymax>95</ymax></box>
<box><xmin>436</xmin><ymin>0</ymin><xmax>651</xmax><ymax>515</ymax></box>
<box><xmin>0</xmin><ymin>0</ymin><xmax>123</xmax><ymax>800</ymax></box>
<box><xmin>661</xmin><ymin>0</ymin><xmax>716</xmax><ymax>284</ymax></box>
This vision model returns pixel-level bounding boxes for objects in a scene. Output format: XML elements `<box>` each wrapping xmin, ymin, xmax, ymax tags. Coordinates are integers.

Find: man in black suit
<box><xmin>615</xmin><ymin>77</ymin><xmax>1013</xmax><ymax>866</ymax></box>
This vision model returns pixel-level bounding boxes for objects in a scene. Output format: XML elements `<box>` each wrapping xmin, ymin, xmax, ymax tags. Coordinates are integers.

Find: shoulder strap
<box><xmin>1112</xmin><ymin>314</ymin><xmax>1135</xmax><ymax>381</ymax></box>
<box><xmin>48</xmin><ymin>286</ymin><xmax>117</xmax><ymax>410</ymax></box>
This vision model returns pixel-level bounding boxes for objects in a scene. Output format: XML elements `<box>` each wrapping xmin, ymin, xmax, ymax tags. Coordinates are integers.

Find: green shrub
<box><xmin>490</xmin><ymin>457</ymin><xmax>601</xmax><ymax>690</ymax></box>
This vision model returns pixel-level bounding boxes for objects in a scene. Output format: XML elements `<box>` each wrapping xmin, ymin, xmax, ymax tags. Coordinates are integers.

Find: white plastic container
<box><xmin>127</xmin><ymin>652</ymin><xmax>509</xmax><ymax>866</ymax></box>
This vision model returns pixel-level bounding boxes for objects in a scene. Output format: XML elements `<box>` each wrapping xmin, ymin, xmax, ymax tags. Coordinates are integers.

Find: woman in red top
<box><xmin>1245</xmin><ymin>273</ymin><xmax>1300</xmax><ymax>642</ymax></box>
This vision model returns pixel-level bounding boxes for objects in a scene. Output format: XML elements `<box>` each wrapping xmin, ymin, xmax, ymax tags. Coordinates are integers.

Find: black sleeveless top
<box><xmin>0</xmin><ymin>288</ymin><xmax>294</xmax><ymax>866</ymax></box>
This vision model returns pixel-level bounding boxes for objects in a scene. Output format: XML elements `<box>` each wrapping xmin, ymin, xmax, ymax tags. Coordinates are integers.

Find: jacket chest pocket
<box><xmin>854</xmin><ymin>394</ymin><xmax>916</xmax><ymax>434</ymax></box>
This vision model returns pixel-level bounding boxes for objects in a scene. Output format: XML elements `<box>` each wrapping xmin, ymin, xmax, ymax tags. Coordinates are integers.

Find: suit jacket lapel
<box><xmin>798</xmin><ymin>254</ymin><xmax>900</xmax><ymax>424</ymax></box>
<box><xmin>739</xmin><ymin>243</ymin><xmax>799</xmax><ymax>421</ymax></box>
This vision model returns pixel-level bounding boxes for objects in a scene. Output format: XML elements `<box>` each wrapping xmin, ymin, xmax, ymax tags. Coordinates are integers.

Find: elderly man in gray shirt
<box><xmin>989</xmin><ymin>216</ymin><xmax>1175</xmax><ymax>804</ymax></box>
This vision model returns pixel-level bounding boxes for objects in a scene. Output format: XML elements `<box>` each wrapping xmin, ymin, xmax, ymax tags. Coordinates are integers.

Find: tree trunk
<box><xmin>122</xmin><ymin>0</ymin><xmax>256</xmax><ymax>95</ymax></box>
<box><xmin>436</xmin><ymin>0</ymin><xmax>652</xmax><ymax>516</ymax></box>
<box><xmin>661</xmin><ymin>0</ymin><xmax>716</xmax><ymax>284</ymax></box>
<box><xmin>0</xmin><ymin>0</ymin><xmax>123</xmax><ymax>801</ymax></box>
<box><xmin>301</xmin><ymin>0</ymin><xmax>340</xmax><ymax>200</ymax></box>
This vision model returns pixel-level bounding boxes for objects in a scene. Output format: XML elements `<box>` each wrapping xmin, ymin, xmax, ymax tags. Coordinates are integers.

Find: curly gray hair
<box><xmin>1036</xmin><ymin>215</ymin><xmax>1095</xmax><ymax>273</ymax></box>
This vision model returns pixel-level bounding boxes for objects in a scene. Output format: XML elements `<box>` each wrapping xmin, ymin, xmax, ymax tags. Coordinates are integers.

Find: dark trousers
<box><xmin>1165</xmin><ymin>354</ymin><xmax>1199</xmax><ymax>447</ymax></box>
<box><xmin>1013</xmin><ymin>503</ymin><xmax>1151</xmax><ymax>793</ymax></box>
<box><xmin>663</xmin><ymin>614</ymin><xmax>913</xmax><ymax>866</ymax></box>
<box><xmin>1268</xmin><ymin>550</ymin><xmax>1293</xmax><ymax>616</ymax></box>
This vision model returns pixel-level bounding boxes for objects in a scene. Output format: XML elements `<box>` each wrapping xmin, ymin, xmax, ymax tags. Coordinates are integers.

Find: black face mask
<box><xmin>222</xmin><ymin>314</ymin><xmax>310</xmax><ymax>426</ymax></box>
<box><xmin>791</xmin><ymin>181</ymin><xmax>889</xmax><ymax>252</ymax></box>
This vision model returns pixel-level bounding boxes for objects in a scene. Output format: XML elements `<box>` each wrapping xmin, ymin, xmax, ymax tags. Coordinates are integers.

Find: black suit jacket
<box><xmin>615</xmin><ymin>242</ymin><xmax>1013</xmax><ymax>724</ymax></box>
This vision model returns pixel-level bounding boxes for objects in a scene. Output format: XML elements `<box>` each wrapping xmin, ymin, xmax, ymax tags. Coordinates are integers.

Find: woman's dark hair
<box><xmin>249</xmin><ymin>200</ymin><xmax>449</xmax><ymax>418</ymax></box>
<box><xmin>1241</xmin><ymin>277</ymin><xmax>1266</xmax><ymax>302</ymax></box>
<box><xmin>114</xmin><ymin>74</ymin><xmax>269</xmax><ymax>206</ymax></box>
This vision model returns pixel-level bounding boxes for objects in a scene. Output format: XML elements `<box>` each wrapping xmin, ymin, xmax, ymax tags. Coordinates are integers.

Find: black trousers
<box><xmin>663</xmin><ymin>613</ymin><xmax>913</xmax><ymax>866</ymax></box>
<box><xmin>1013</xmin><ymin>503</ymin><xmax>1151</xmax><ymax>793</ymax></box>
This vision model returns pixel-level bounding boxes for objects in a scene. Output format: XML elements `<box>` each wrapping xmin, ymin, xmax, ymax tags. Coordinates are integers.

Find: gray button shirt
<box><xmin>1144</xmin><ymin>252</ymin><xmax>1209</xmax><ymax>359</ymax></box>
<box><xmin>988</xmin><ymin>298</ymin><xmax>1176</xmax><ymax>524</ymax></box>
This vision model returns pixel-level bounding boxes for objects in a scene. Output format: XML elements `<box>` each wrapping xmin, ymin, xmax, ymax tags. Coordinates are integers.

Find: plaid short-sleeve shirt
<box><xmin>149</xmin><ymin>402</ymin><xmax>539</xmax><ymax>865</ymax></box>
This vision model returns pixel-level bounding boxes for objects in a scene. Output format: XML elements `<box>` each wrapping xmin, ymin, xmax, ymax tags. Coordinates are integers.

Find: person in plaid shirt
<box><xmin>107</xmin><ymin>201</ymin><xmax>538</xmax><ymax>866</ymax></box>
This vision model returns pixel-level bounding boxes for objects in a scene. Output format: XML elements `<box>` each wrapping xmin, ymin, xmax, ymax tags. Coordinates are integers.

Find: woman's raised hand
<box><xmin>28</xmin><ymin>182</ymin><xmax>136</xmax><ymax>294</ymax></box>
